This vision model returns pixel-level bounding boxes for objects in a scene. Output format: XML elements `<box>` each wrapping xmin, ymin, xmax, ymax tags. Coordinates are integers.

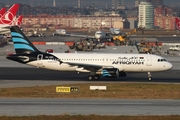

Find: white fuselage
<box><xmin>27</xmin><ymin>53</ymin><xmax>172</xmax><ymax>73</ymax></box>
<box><xmin>0</xmin><ymin>24</ymin><xmax>10</xmax><ymax>33</ymax></box>
<box><xmin>95</xmin><ymin>31</ymin><xmax>106</xmax><ymax>39</ymax></box>
<box><xmin>55</xmin><ymin>29</ymin><xmax>66</xmax><ymax>35</ymax></box>
<box><xmin>110</xmin><ymin>28</ymin><xmax>121</xmax><ymax>35</ymax></box>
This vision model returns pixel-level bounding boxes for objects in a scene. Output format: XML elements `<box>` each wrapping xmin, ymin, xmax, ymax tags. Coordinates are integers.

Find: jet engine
<box><xmin>101</xmin><ymin>68</ymin><xmax>119</xmax><ymax>78</ymax></box>
<box><xmin>101</xmin><ymin>68</ymin><xmax>126</xmax><ymax>78</ymax></box>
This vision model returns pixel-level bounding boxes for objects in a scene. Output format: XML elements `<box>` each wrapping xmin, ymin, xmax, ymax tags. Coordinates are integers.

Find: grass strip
<box><xmin>0</xmin><ymin>83</ymin><xmax>180</xmax><ymax>99</ymax></box>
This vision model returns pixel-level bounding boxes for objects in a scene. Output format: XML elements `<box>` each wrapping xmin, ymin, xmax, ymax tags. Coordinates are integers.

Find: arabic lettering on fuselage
<box><xmin>112</xmin><ymin>56</ymin><xmax>145</xmax><ymax>65</ymax></box>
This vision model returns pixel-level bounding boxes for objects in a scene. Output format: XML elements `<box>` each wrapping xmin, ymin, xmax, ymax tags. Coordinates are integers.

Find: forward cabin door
<box><xmin>146</xmin><ymin>55</ymin><xmax>152</xmax><ymax>66</ymax></box>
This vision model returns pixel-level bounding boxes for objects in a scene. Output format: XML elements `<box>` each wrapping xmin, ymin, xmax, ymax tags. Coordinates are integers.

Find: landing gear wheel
<box><xmin>88</xmin><ymin>75</ymin><xmax>94</xmax><ymax>80</ymax></box>
<box><xmin>94</xmin><ymin>75</ymin><xmax>100</xmax><ymax>80</ymax></box>
<box><xmin>147</xmin><ymin>72</ymin><xmax>152</xmax><ymax>81</ymax></box>
<box><xmin>148</xmin><ymin>77</ymin><xmax>152</xmax><ymax>81</ymax></box>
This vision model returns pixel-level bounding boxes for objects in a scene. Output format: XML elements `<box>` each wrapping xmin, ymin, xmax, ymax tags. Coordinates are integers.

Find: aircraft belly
<box><xmin>56</xmin><ymin>64</ymin><xmax>77</xmax><ymax>71</ymax></box>
<box><xmin>122</xmin><ymin>65</ymin><xmax>148</xmax><ymax>72</ymax></box>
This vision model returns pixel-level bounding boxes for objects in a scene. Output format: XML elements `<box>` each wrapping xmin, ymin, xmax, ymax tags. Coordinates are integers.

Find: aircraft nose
<box><xmin>167</xmin><ymin>62</ymin><xmax>173</xmax><ymax>70</ymax></box>
<box><xmin>116</xmin><ymin>31</ymin><xmax>120</xmax><ymax>34</ymax></box>
<box><xmin>95</xmin><ymin>35</ymin><xmax>101</xmax><ymax>39</ymax></box>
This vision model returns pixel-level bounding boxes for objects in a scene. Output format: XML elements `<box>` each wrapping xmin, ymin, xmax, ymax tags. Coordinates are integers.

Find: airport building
<box><xmin>138</xmin><ymin>2</ymin><xmax>154</xmax><ymax>29</ymax></box>
<box><xmin>22</xmin><ymin>15</ymin><xmax>125</xmax><ymax>31</ymax></box>
<box><xmin>154</xmin><ymin>5</ymin><xmax>175</xmax><ymax>30</ymax></box>
<box><xmin>154</xmin><ymin>16</ymin><xmax>176</xmax><ymax>30</ymax></box>
<box><xmin>154</xmin><ymin>5</ymin><xmax>172</xmax><ymax>16</ymax></box>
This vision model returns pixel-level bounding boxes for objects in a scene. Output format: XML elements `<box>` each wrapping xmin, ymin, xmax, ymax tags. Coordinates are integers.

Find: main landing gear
<box><xmin>88</xmin><ymin>74</ymin><xmax>100</xmax><ymax>80</ymax></box>
<box><xmin>147</xmin><ymin>72</ymin><xmax>152</xmax><ymax>81</ymax></box>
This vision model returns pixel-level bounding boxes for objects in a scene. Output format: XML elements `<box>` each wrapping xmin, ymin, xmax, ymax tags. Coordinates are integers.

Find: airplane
<box><xmin>109</xmin><ymin>19</ymin><xmax>121</xmax><ymax>35</ymax></box>
<box><xmin>70</xmin><ymin>30</ymin><xmax>112</xmax><ymax>42</ymax></box>
<box><xmin>0</xmin><ymin>8</ymin><xmax>6</xmax><ymax>18</ymax></box>
<box><xmin>69</xmin><ymin>22</ymin><xmax>113</xmax><ymax>42</ymax></box>
<box><xmin>7</xmin><ymin>26</ymin><xmax>173</xmax><ymax>81</ymax></box>
<box><xmin>175</xmin><ymin>17</ymin><xmax>180</xmax><ymax>31</ymax></box>
<box><xmin>53</xmin><ymin>29</ymin><xmax>69</xmax><ymax>36</ymax></box>
<box><xmin>110</xmin><ymin>28</ymin><xmax>121</xmax><ymax>35</ymax></box>
<box><xmin>0</xmin><ymin>4</ymin><xmax>20</xmax><ymax>33</ymax></box>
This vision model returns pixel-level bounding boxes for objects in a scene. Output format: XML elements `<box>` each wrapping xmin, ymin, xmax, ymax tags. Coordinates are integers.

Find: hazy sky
<box><xmin>0</xmin><ymin>0</ymin><xmax>180</xmax><ymax>8</ymax></box>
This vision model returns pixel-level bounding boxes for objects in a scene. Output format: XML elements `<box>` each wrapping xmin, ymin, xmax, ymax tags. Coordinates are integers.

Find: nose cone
<box><xmin>166</xmin><ymin>62</ymin><xmax>173</xmax><ymax>70</ymax></box>
<box><xmin>95</xmin><ymin>34</ymin><xmax>101</xmax><ymax>39</ymax></box>
<box><xmin>115</xmin><ymin>31</ymin><xmax>120</xmax><ymax>35</ymax></box>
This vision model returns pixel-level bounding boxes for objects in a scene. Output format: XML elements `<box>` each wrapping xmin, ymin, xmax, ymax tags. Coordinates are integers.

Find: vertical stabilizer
<box><xmin>175</xmin><ymin>18</ymin><xmax>180</xmax><ymax>31</ymax></box>
<box><xmin>10</xmin><ymin>26</ymin><xmax>40</xmax><ymax>54</ymax></box>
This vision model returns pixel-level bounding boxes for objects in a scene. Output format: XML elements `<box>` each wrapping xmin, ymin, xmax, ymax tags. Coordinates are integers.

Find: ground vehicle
<box><xmin>112</xmin><ymin>29</ymin><xmax>136</xmax><ymax>46</ymax></box>
<box><xmin>138</xmin><ymin>39</ymin><xmax>152</xmax><ymax>53</ymax></box>
<box><xmin>169</xmin><ymin>45</ymin><xmax>180</xmax><ymax>51</ymax></box>
<box><xmin>69</xmin><ymin>39</ymin><xmax>95</xmax><ymax>51</ymax></box>
<box><xmin>68</xmin><ymin>38</ymin><xmax>106</xmax><ymax>51</ymax></box>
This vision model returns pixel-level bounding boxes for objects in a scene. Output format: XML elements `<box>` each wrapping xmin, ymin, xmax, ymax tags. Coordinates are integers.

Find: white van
<box><xmin>169</xmin><ymin>45</ymin><xmax>180</xmax><ymax>51</ymax></box>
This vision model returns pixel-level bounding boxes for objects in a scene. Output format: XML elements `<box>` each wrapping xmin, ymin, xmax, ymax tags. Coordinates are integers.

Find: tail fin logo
<box><xmin>0</xmin><ymin>11</ymin><xmax>15</xmax><ymax>25</ymax></box>
<box><xmin>10</xmin><ymin>26</ymin><xmax>40</xmax><ymax>54</ymax></box>
<box><xmin>15</xmin><ymin>16</ymin><xmax>23</xmax><ymax>26</ymax></box>
<box><xmin>0</xmin><ymin>4</ymin><xmax>19</xmax><ymax>25</ymax></box>
<box><xmin>11</xmin><ymin>31</ymin><xmax>36</xmax><ymax>53</ymax></box>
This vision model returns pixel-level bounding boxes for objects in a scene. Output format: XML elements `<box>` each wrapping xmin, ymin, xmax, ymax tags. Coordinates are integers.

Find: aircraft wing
<box><xmin>63</xmin><ymin>62</ymin><xmax>114</xmax><ymax>71</ymax></box>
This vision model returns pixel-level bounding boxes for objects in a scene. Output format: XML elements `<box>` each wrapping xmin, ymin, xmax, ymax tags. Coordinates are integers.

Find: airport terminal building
<box><xmin>22</xmin><ymin>15</ymin><xmax>128</xmax><ymax>31</ymax></box>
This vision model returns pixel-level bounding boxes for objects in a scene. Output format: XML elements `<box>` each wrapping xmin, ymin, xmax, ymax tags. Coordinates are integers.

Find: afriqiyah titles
<box><xmin>112</xmin><ymin>57</ymin><xmax>145</xmax><ymax>65</ymax></box>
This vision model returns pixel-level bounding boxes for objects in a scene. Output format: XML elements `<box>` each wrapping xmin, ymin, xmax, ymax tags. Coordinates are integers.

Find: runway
<box><xmin>0</xmin><ymin>67</ymin><xmax>180</xmax><ymax>88</ymax></box>
<box><xmin>0</xmin><ymin>98</ymin><xmax>179</xmax><ymax>116</ymax></box>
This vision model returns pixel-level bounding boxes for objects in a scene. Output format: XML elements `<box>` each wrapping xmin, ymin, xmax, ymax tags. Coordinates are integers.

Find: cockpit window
<box><xmin>157</xmin><ymin>59</ymin><xmax>167</xmax><ymax>62</ymax></box>
<box><xmin>163</xmin><ymin>59</ymin><xmax>166</xmax><ymax>61</ymax></box>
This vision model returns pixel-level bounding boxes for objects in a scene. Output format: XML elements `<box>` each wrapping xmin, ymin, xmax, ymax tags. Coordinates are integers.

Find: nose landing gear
<box><xmin>147</xmin><ymin>72</ymin><xmax>152</xmax><ymax>81</ymax></box>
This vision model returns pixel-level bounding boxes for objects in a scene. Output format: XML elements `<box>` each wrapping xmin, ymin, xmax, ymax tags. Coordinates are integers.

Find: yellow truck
<box><xmin>113</xmin><ymin>29</ymin><xmax>137</xmax><ymax>46</ymax></box>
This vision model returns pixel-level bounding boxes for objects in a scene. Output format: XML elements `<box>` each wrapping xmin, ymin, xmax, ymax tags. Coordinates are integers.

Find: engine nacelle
<box><xmin>101</xmin><ymin>68</ymin><xmax>127</xmax><ymax>78</ymax></box>
<box><xmin>101</xmin><ymin>68</ymin><xmax>119</xmax><ymax>78</ymax></box>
